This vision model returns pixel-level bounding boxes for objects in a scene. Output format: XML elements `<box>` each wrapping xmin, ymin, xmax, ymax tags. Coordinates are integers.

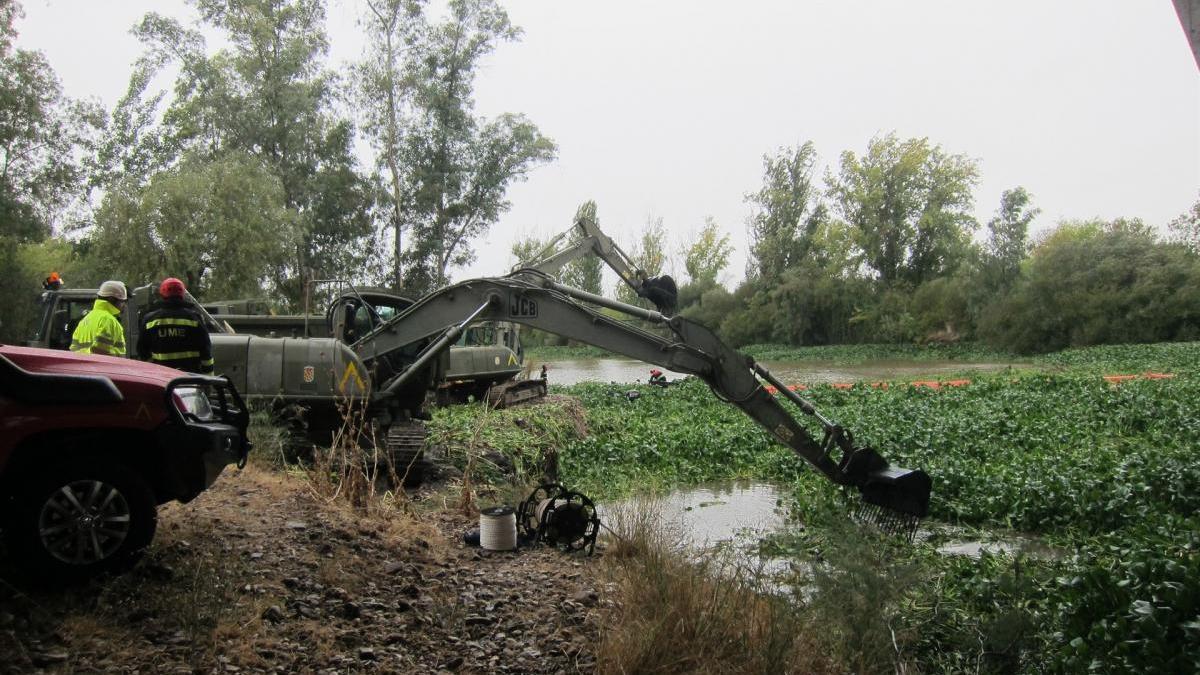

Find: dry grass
<box><xmin>595</xmin><ymin>499</ymin><xmax>835</xmax><ymax>675</ymax></box>
<box><xmin>304</xmin><ymin>399</ymin><xmax>412</xmax><ymax>515</ymax></box>
<box><xmin>294</xmin><ymin>404</ymin><xmax>445</xmax><ymax>565</ymax></box>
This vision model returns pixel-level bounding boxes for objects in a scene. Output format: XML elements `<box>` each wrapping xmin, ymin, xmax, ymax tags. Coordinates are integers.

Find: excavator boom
<box><xmin>355</xmin><ymin>269</ymin><xmax>931</xmax><ymax>534</ymax></box>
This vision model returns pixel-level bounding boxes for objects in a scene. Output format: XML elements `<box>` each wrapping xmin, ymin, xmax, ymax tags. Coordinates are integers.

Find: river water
<box><xmin>534</xmin><ymin>356</ymin><xmax>1018</xmax><ymax>387</ymax></box>
<box><xmin>599</xmin><ymin>481</ymin><xmax>795</xmax><ymax>581</ymax></box>
<box><xmin>602</xmin><ymin>481</ymin><xmax>787</xmax><ymax>550</ymax></box>
<box><xmin>600</xmin><ymin>480</ymin><xmax>1062</xmax><ymax>587</ymax></box>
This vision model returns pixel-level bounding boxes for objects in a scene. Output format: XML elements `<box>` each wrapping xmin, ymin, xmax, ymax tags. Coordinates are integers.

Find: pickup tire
<box><xmin>3</xmin><ymin>459</ymin><xmax>157</xmax><ymax>583</ymax></box>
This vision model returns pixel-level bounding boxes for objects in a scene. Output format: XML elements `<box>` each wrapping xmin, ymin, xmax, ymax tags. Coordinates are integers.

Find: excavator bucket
<box><xmin>855</xmin><ymin>467</ymin><xmax>932</xmax><ymax>541</ymax></box>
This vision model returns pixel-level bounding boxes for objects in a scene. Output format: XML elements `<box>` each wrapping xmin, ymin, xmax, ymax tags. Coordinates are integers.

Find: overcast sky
<box><xmin>12</xmin><ymin>0</ymin><xmax>1200</xmax><ymax>286</ymax></box>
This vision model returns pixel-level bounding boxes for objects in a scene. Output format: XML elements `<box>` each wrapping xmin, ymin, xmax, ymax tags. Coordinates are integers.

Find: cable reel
<box><xmin>517</xmin><ymin>483</ymin><xmax>600</xmax><ymax>555</ymax></box>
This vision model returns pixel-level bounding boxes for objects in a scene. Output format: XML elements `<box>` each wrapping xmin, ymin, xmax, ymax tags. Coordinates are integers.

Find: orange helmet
<box><xmin>160</xmin><ymin>277</ymin><xmax>186</xmax><ymax>299</ymax></box>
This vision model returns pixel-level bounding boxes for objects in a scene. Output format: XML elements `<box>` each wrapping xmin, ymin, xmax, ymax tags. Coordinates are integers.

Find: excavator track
<box><xmin>485</xmin><ymin>378</ymin><xmax>548</xmax><ymax>409</ymax></box>
<box><xmin>385</xmin><ymin>421</ymin><xmax>427</xmax><ymax>487</ymax></box>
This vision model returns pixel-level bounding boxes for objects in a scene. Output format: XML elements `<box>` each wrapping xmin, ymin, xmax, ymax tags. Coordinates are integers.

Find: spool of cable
<box><xmin>518</xmin><ymin>484</ymin><xmax>601</xmax><ymax>555</ymax></box>
<box><xmin>479</xmin><ymin>506</ymin><xmax>517</xmax><ymax>551</ymax></box>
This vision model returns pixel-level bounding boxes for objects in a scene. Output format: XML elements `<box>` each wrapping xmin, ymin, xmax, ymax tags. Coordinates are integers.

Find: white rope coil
<box><xmin>480</xmin><ymin>506</ymin><xmax>517</xmax><ymax>551</ymax></box>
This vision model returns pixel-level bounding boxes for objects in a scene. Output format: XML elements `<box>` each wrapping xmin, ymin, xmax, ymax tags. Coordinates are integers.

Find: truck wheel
<box><xmin>3</xmin><ymin>461</ymin><xmax>157</xmax><ymax>583</ymax></box>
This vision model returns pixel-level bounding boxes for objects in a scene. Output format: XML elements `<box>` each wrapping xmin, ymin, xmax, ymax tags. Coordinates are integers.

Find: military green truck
<box><xmin>202</xmin><ymin>287</ymin><xmax>543</xmax><ymax>407</ymax></box>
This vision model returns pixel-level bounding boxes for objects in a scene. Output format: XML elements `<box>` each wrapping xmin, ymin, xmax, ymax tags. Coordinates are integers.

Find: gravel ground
<box><xmin>0</xmin><ymin>466</ymin><xmax>608</xmax><ymax>674</ymax></box>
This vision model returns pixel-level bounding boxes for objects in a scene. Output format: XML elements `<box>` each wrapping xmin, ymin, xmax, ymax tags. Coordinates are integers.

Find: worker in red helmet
<box><xmin>649</xmin><ymin>368</ymin><xmax>668</xmax><ymax>387</ymax></box>
<box><xmin>137</xmin><ymin>277</ymin><xmax>214</xmax><ymax>374</ymax></box>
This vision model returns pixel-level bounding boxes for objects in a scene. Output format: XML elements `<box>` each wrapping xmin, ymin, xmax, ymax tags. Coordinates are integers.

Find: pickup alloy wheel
<box><xmin>38</xmin><ymin>479</ymin><xmax>134</xmax><ymax>565</ymax></box>
<box><xmin>5</xmin><ymin>460</ymin><xmax>157</xmax><ymax>583</ymax></box>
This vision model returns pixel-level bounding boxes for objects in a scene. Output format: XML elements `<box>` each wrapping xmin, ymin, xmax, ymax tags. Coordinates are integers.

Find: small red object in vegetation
<box><xmin>1103</xmin><ymin>374</ymin><xmax>1138</xmax><ymax>384</ymax></box>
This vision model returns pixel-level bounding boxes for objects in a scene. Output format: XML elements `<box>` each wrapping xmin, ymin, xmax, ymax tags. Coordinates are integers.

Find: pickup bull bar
<box><xmin>163</xmin><ymin>375</ymin><xmax>251</xmax><ymax>468</ymax></box>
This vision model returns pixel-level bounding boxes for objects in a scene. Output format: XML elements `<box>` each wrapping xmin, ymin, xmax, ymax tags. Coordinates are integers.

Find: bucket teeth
<box><xmin>853</xmin><ymin>502</ymin><xmax>921</xmax><ymax>542</ymax></box>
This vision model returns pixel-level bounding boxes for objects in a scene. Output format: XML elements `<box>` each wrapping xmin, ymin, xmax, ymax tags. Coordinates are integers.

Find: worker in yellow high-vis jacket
<box><xmin>137</xmin><ymin>277</ymin><xmax>214</xmax><ymax>375</ymax></box>
<box><xmin>69</xmin><ymin>280</ymin><xmax>128</xmax><ymax>356</ymax></box>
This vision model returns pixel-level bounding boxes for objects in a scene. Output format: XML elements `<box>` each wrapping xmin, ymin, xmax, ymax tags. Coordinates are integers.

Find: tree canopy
<box><xmin>683</xmin><ymin>217</ymin><xmax>734</xmax><ymax>285</ymax></box>
<box><xmin>745</xmin><ymin>142</ymin><xmax>825</xmax><ymax>281</ymax></box>
<box><xmin>90</xmin><ymin>153</ymin><xmax>299</xmax><ymax>299</ymax></box>
<box><xmin>828</xmin><ymin>133</ymin><xmax>979</xmax><ymax>287</ymax></box>
<box><xmin>367</xmin><ymin>0</ymin><xmax>556</xmax><ymax>295</ymax></box>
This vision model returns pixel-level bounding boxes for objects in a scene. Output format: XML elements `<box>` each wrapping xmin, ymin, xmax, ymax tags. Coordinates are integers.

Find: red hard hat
<box><xmin>650</xmin><ymin>369</ymin><xmax>663</xmax><ymax>376</ymax></box>
<box><xmin>160</xmin><ymin>277</ymin><xmax>186</xmax><ymax>299</ymax></box>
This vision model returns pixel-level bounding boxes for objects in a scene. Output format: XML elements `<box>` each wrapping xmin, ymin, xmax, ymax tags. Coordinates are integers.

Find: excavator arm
<box><xmin>512</xmin><ymin>201</ymin><xmax>679</xmax><ymax>314</ymax></box>
<box><xmin>355</xmin><ymin>270</ymin><xmax>931</xmax><ymax>532</ymax></box>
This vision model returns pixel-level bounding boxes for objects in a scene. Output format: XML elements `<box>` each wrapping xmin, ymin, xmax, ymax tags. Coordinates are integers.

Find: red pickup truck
<box><xmin>0</xmin><ymin>345</ymin><xmax>250</xmax><ymax>582</ymax></box>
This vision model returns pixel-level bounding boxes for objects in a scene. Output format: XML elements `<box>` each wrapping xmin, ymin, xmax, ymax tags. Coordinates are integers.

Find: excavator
<box><xmin>348</xmin><ymin>202</ymin><xmax>931</xmax><ymax>533</ymax></box>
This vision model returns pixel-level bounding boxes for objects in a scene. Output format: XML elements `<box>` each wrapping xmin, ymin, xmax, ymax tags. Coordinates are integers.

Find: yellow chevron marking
<box><xmin>338</xmin><ymin>361</ymin><xmax>366</xmax><ymax>394</ymax></box>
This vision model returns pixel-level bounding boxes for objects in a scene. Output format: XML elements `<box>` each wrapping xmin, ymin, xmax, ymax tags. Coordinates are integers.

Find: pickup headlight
<box><xmin>173</xmin><ymin>386</ymin><xmax>215</xmax><ymax>421</ymax></box>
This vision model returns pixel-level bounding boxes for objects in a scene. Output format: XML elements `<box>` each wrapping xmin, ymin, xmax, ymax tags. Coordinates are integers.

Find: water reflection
<box><xmin>601</xmin><ymin>481</ymin><xmax>794</xmax><ymax>581</ymax></box>
<box><xmin>612</xmin><ymin>481</ymin><xmax>785</xmax><ymax>549</ymax></box>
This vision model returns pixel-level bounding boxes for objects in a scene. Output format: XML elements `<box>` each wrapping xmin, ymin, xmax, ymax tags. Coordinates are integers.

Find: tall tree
<box><xmin>0</xmin><ymin>0</ymin><xmax>102</xmax><ymax>341</ymax></box>
<box><xmin>828</xmin><ymin>133</ymin><xmax>979</xmax><ymax>287</ymax></box>
<box><xmin>357</xmin><ymin>0</ymin><xmax>424</xmax><ymax>288</ymax></box>
<box><xmin>86</xmin><ymin>41</ymin><xmax>178</xmax><ymax>194</ymax></box>
<box><xmin>682</xmin><ymin>216</ymin><xmax>733</xmax><ymax>284</ymax></box>
<box><xmin>509</xmin><ymin>232</ymin><xmax>549</xmax><ymax>269</ymax></box>
<box><xmin>982</xmin><ymin>186</ymin><xmax>1039</xmax><ymax>291</ymax></box>
<box><xmin>617</xmin><ymin>215</ymin><xmax>668</xmax><ymax>305</ymax></box>
<box><xmin>0</xmin><ymin>0</ymin><xmax>99</xmax><ymax>242</ymax></box>
<box><xmin>375</xmin><ymin>0</ymin><xmax>555</xmax><ymax>294</ymax></box>
<box><xmin>745</xmin><ymin>141</ymin><xmax>825</xmax><ymax>281</ymax></box>
<box><xmin>130</xmin><ymin>0</ymin><xmax>375</xmax><ymax>304</ymax></box>
<box><xmin>559</xmin><ymin>201</ymin><xmax>604</xmax><ymax>295</ymax></box>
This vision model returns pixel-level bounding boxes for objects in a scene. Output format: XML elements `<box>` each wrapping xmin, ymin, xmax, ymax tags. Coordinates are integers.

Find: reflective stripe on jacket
<box><xmin>70</xmin><ymin>299</ymin><xmax>127</xmax><ymax>356</ymax></box>
<box><xmin>137</xmin><ymin>300</ymin><xmax>214</xmax><ymax>374</ymax></box>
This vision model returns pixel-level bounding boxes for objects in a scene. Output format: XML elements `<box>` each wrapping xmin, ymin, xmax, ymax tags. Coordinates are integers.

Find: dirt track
<box><xmin>0</xmin><ymin>466</ymin><xmax>606</xmax><ymax>673</ymax></box>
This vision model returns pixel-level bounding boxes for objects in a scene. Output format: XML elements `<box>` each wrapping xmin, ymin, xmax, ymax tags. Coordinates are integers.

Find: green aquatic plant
<box><xmin>431</xmin><ymin>341</ymin><xmax>1200</xmax><ymax>673</ymax></box>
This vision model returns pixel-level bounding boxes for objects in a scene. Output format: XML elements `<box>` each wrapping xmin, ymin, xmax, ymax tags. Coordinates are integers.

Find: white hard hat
<box><xmin>98</xmin><ymin>280</ymin><xmax>128</xmax><ymax>301</ymax></box>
